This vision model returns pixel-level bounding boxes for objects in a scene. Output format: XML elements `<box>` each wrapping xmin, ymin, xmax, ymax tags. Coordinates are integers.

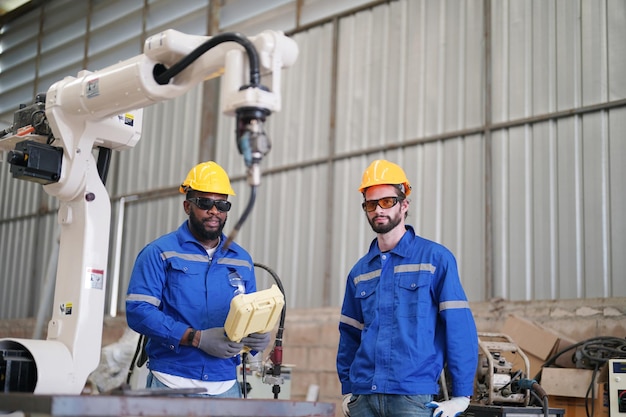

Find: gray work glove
<box><xmin>241</xmin><ymin>332</ymin><xmax>271</xmax><ymax>352</ymax></box>
<box><xmin>198</xmin><ymin>327</ymin><xmax>244</xmax><ymax>358</ymax></box>
<box><xmin>426</xmin><ymin>397</ymin><xmax>470</xmax><ymax>417</ymax></box>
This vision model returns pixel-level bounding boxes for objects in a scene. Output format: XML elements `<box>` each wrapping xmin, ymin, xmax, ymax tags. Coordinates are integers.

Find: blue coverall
<box><xmin>337</xmin><ymin>225</ymin><xmax>478</xmax><ymax>397</ymax></box>
<box><xmin>126</xmin><ymin>221</ymin><xmax>256</xmax><ymax>382</ymax></box>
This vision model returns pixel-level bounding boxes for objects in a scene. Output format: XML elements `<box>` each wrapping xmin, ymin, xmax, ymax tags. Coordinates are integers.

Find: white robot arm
<box><xmin>2</xmin><ymin>29</ymin><xmax>298</xmax><ymax>196</ymax></box>
<box><xmin>0</xmin><ymin>29</ymin><xmax>298</xmax><ymax>395</ymax></box>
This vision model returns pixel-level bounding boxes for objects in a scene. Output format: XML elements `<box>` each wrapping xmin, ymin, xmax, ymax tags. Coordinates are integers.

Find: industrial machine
<box><xmin>474</xmin><ymin>332</ymin><xmax>531</xmax><ymax>406</ymax></box>
<box><xmin>471</xmin><ymin>333</ymin><xmax>626</xmax><ymax>417</ymax></box>
<box><xmin>608</xmin><ymin>359</ymin><xmax>626</xmax><ymax>417</ymax></box>
<box><xmin>467</xmin><ymin>333</ymin><xmax>560</xmax><ymax>417</ymax></box>
<box><xmin>0</xmin><ymin>28</ymin><xmax>298</xmax><ymax>395</ymax></box>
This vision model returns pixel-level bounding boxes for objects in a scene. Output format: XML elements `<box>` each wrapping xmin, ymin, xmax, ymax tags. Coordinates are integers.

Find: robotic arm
<box><xmin>2</xmin><ymin>29</ymin><xmax>297</xmax><ymax>195</ymax></box>
<box><xmin>0</xmin><ymin>29</ymin><xmax>298</xmax><ymax>395</ymax></box>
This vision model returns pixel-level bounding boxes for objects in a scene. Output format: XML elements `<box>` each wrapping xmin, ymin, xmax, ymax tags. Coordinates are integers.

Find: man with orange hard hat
<box><xmin>336</xmin><ymin>159</ymin><xmax>478</xmax><ymax>417</ymax></box>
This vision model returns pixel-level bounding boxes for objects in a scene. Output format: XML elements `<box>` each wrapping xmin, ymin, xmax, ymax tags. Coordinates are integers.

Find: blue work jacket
<box><xmin>126</xmin><ymin>221</ymin><xmax>256</xmax><ymax>382</ymax></box>
<box><xmin>336</xmin><ymin>225</ymin><xmax>478</xmax><ymax>397</ymax></box>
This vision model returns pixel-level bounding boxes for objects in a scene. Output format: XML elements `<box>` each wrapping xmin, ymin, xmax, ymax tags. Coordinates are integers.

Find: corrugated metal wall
<box><xmin>488</xmin><ymin>0</ymin><xmax>626</xmax><ymax>300</ymax></box>
<box><xmin>216</xmin><ymin>0</ymin><xmax>626</xmax><ymax>307</ymax></box>
<box><xmin>0</xmin><ymin>0</ymin><xmax>624</xmax><ymax>320</ymax></box>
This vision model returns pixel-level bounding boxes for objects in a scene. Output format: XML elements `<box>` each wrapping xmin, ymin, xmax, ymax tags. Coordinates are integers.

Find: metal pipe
<box><xmin>109</xmin><ymin>195</ymin><xmax>138</xmax><ymax>317</ymax></box>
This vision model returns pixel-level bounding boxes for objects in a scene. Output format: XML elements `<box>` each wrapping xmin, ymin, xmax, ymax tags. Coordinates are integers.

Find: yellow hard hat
<box><xmin>179</xmin><ymin>161</ymin><xmax>236</xmax><ymax>195</ymax></box>
<box><xmin>358</xmin><ymin>159</ymin><xmax>412</xmax><ymax>196</ymax></box>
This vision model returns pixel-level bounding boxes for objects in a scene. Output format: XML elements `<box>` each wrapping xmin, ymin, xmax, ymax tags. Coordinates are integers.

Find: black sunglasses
<box><xmin>187</xmin><ymin>197</ymin><xmax>231</xmax><ymax>212</ymax></box>
<box><xmin>362</xmin><ymin>197</ymin><xmax>402</xmax><ymax>212</ymax></box>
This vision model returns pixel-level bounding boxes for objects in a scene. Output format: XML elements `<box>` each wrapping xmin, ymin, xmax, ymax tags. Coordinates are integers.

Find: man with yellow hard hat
<box><xmin>126</xmin><ymin>161</ymin><xmax>269</xmax><ymax>397</ymax></box>
<box><xmin>337</xmin><ymin>159</ymin><xmax>478</xmax><ymax>417</ymax></box>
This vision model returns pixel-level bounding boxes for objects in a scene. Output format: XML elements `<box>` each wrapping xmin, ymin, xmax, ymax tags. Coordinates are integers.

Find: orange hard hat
<box><xmin>358</xmin><ymin>159</ymin><xmax>412</xmax><ymax>196</ymax></box>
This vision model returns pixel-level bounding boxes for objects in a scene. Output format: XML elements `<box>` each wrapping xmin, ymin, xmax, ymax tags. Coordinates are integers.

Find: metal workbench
<box><xmin>0</xmin><ymin>393</ymin><xmax>336</xmax><ymax>417</ymax></box>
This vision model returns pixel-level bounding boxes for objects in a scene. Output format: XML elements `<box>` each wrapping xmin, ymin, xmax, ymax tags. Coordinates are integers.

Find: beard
<box><xmin>188</xmin><ymin>209</ymin><xmax>226</xmax><ymax>241</ymax></box>
<box><xmin>367</xmin><ymin>211</ymin><xmax>402</xmax><ymax>234</ymax></box>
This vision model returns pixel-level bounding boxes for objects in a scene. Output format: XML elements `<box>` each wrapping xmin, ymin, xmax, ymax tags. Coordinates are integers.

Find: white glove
<box><xmin>341</xmin><ymin>394</ymin><xmax>352</xmax><ymax>417</ymax></box>
<box><xmin>426</xmin><ymin>396</ymin><xmax>470</xmax><ymax>417</ymax></box>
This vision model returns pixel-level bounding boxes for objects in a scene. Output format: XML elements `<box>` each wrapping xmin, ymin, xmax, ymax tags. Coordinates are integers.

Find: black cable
<box><xmin>577</xmin><ymin>337</ymin><xmax>626</xmax><ymax>367</ymax></box>
<box><xmin>224</xmin><ymin>185</ymin><xmax>257</xmax><ymax>250</ymax></box>
<box><xmin>529</xmin><ymin>390</ymin><xmax>544</xmax><ymax>408</ymax></box>
<box><xmin>253</xmin><ymin>262</ymin><xmax>286</xmax><ymax>332</ymax></box>
<box><xmin>149</xmin><ymin>33</ymin><xmax>268</xmax><ymax>251</ymax></box>
<box><xmin>535</xmin><ymin>336</ymin><xmax>626</xmax><ymax>417</ymax></box>
<box><xmin>497</xmin><ymin>369</ymin><xmax>522</xmax><ymax>394</ymax></box>
<box><xmin>126</xmin><ymin>334</ymin><xmax>148</xmax><ymax>385</ymax></box>
<box><xmin>241</xmin><ymin>351</ymin><xmax>248</xmax><ymax>398</ymax></box>
<box><xmin>253</xmin><ymin>262</ymin><xmax>286</xmax><ymax>400</ymax></box>
<box><xmin>584</xmin><ymin>365</ymin><xmax>600</xmax><ymax>417</ymax></box>
<box><xmin>530</xmin><ymin>381</ymin><xmax>549</xmax><ymax>417</ymax></box>
<box><xmin>534</xmin><ymin>336</ymin><xmax>626</xmax><ymax>379</ymax></box>
<box><xmin>96</xmin><ymin>147</ymin><xmax>112</xmax><ymax>184</ymax></box>
<box><xmin>154</xmin><ymin>32</ymin><xmax>261</xmax><ymax>87</ymax></box>
<box><xmin>515</xmin><ymin>378</ymin><xmax>549</xmax><ymax>415</ymax></box>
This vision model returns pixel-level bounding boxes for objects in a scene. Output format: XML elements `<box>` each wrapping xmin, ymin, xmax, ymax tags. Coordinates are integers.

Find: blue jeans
<box><xmin>348</xmin><ymin>394</ymin><xmax>433</xmax><ymax>417</ymax></box>
<box><xmin>146</xmin><ymin>372</ymin><xmax>242</xmax><ymax>398</ymax></box>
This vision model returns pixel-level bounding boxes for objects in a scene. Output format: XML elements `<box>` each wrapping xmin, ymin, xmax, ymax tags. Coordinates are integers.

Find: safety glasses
<box><xmin>362</xmin><ymin>197</ymin><xmax>402</xmax><ymax>212</ymax></box>
<box><xmin>228</xmin><ymin>271</ymin><xmax>245</xmax><ymax>296</ymax></box>
<box><xmin>187</xmin><ymin>197</ymin><xmax>232</xmax><ymax>212</ymax></box>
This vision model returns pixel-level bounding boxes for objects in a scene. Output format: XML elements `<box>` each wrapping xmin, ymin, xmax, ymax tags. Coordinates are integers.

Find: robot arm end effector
<box><xmin>236</xmin><ymin>107</ymin><xmax>270</xmax><ymax>187</ymax></box>
<box><xmin>221</xmin><ymin>30</ymin><xmax>298</xmax><ymax>187</ymax></box>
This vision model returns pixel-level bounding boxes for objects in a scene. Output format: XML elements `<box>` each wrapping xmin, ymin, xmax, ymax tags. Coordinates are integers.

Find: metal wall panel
<box><xmin>215</xmin><ymin>0</ymin><xmax>489</xmax><ymax>308</ymax></box>
<box><xmin>609</xmin><ymin>107</ymin><xmax>626</xmax><ymax>296</ymax></box>
<box><xmin>107</xmin><ymin>194</ymin><xmax>186</xmax><ymax>315</ymax></box>
<box><xmin>488</xmin><ymin>0</ymin><xmax>626</xmax><ymax>301</ymax></box>
<box><xmin>491</xmin><ymin>109</ymin><xmax>625</xmax><ymax>300</ymax></box>
<box><xmin>1</xmin><ymin>0</ymin><xmax>625</xmax><ymax>321</ymax></box>
<box><xmin>0</xmin><ymin>213</ymin><xmax>57</xmax><ymax>319</ymax></box>
<box><xmin>333</xmin><ymin>0</ymin><xmax>485</xmax><ymax>150</ymax></box>
<box><xmin>228</xmin><ymin>165</ymin><xmax>331</xmax><ymax>308</ymax></box>
<box><xmin>0</xmin><ymin>7</ymin><xmax>41</xmax><ymax>117</ymax></box>
<box><xmin>110</xmin><ymin>90</ymin><xmax>204</xmax><ymax>196</ymax></box>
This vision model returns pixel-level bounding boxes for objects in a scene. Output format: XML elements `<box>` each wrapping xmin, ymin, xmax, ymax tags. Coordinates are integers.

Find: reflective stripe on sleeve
<box><xmin>439</xmin><ymin>300</ymin><xmax>470</xmax><ymax>312</ymax></box>
<box><xmin>126</xmin><ymin>293</ymin><xmax>161</xmax><ymax>307</ymax></box>
<box><xmin>339</xmin><ymin>314</ymin><xmax>364</xmax><ymax>331</ymax></box>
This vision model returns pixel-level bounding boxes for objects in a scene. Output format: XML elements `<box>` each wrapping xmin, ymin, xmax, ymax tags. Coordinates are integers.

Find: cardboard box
<box><xmin>525</xmin><ymin>353</ymin><xmax>548</xmax><ymax>379</ymax></box>
<box><xmin>548</xmin><ymin>382</ymin><xmax>609</xmax><ymax>417</ymax></box>
<box><xmin>551</xmin><ymin>336</ymin><xmax>581</xmax><ymax>369</ymax></box>
<box><xmin>501</xmin><ymin>315</ymin><xmax>561</xmax><ymax>359</ymax></box>
<box><xmin>500</xmin><ymin>315</ymin><xmax>562</xmax><ymax>377</ymax></box>
<box><xmin>540</xmin><ymin>367</ymin><xmax>597</xmax><ymax>398</ymax></box>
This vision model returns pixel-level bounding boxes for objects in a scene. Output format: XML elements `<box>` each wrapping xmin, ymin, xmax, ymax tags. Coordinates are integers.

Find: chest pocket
<box><xmin>354</xmin><ymin>278</ymin><xmax>379</xmax><ymax>325</ymax></box>
<box><xmin>397</xmin><ymin>273</ymin><xmax>431</xmax><ymax>318</ymax></box>
<box><xmin>166</xmin><ymin>257</ymin><xmax>207</xmax><ymax>308</ymax></box>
